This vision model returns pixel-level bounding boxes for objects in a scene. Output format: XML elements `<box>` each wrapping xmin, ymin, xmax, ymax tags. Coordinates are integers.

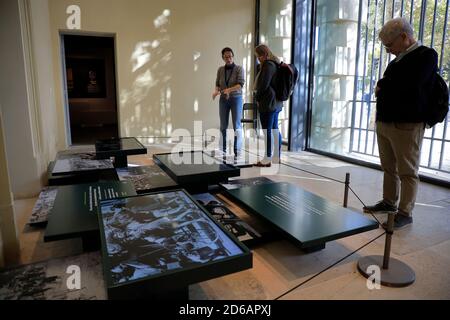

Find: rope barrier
<box><xmin>274</xmin><ymin>231</ymin><xmax>386</xmax><ymax>300</ymax></box>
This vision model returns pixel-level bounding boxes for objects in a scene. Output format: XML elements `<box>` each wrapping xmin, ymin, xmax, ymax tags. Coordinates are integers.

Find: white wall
<box><xmin>48</xmin><ymin>0</ymin><xmax>255</xmax><ymax>144</ymax></box>
<box><xmin>0</xmin><ymin>106</ymin><xmax>20</xmax><ymax>266</ymax></box>
<box><xmin>0</xmin><ymin>0</ymin><xmax>75</xmax><ymax>198</ymax></box>
<box><xmin>28</xmin><ymin>0</ymin><xmax>59</xmax><ymax>169</ymax></box>
<box><xmin>0</xmin><ymin>0</ymin><xmax>41</xmax><ymax>198</ymax></box>
<box><xmin>0</xmin><ymin>228</ymin><xmax>4</xmax><ymax>268</ymax></box>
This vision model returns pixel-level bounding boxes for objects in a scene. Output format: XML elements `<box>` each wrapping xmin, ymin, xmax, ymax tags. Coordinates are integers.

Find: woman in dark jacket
<box><xmin>254</xmin><ymin>44</ymin><xmax>283</xmax><ymax>167</ymax></box>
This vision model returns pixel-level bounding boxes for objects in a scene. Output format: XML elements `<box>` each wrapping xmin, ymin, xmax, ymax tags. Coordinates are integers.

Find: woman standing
<box><xmin>212</xmin><ymin>47</ymin><xmax>245</xmax><ymax>157</ymax></box>
<box><xmin>254</xmin><ymin>44</ymin><xmax>283</xmax><ymax>167</ymax></box>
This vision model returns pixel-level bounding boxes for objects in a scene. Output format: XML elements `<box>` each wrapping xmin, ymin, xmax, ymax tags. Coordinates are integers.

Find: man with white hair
<box><xmin>363</xmin><ymin>17</ymin><xmax>438</xmax><ymax>229</ymax></box>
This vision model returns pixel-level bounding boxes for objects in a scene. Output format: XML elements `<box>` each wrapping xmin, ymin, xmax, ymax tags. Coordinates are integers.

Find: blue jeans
<box><xmin>219</xmin><ymin>95</ymin><xmax>243</xmax><ymax>155</ymax></box>
<box><xmin>259</xmin><ymin>110</ymin><xmax>282</xmax><ymax>158</ymax></box>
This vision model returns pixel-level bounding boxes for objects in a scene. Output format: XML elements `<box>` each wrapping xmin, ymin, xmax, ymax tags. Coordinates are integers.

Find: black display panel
<box><xmin>226</xmin><ymin>182</ymin><xmax>379</xmax><ymax>248</ymax></box>
<box><xmin>95</xmin><ymin>137</ymin><xmax>147</xmax><ymax>158</ymax></box>
<box><xmin>51</xmin><ymin>152</ymin><xmax>113</xmax><ymax>175</ymax></box>
<box><xmin>116</xmin><ymin>165</ymin><xmax>177</xmax><ymax>193</ymax></box>
<box><xmin>98</xmin><ymin>190</ymin><xmax>252</xmax><ymax>298</ymax></box>
<box><xmin>44</xmin><ymin>181</ymin><xmax>136</xmax><ymax>243</ymax></box>
<box><xmin>153</xmin><ymin>151</ymin><xmax>240</xmax><ymax>185</ymax></box>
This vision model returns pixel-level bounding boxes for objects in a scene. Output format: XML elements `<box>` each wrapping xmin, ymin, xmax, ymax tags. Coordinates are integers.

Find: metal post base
<box><xmin>357</xmin><ymin>255</ymin><xmax>415</xmax><ymax>288</ymax></box>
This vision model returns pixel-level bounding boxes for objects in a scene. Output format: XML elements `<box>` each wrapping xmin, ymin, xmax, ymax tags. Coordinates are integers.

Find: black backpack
<box><xmin>426</xmin><ymin>73</ymin><xmax>449</xmax><ymax>127</ymax></box>
<box><xmin>272</xmin><ymin>61</ymin><xmax>299</xmax><ymax>101</ymax></box>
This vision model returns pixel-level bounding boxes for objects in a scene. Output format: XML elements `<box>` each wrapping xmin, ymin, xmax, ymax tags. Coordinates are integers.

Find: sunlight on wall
<box><xmin>194</xmin><ymin>99</ymin><xmax>199</xmax><ymax>114</ymax></box>
<box><xmin>133</xmin><ymin>70</ymin><xmax>155</xmax><ymax>99</ymax></box>
<box><xmin>120</xmin><ymin>8</ymin><xmax>174</xmax><ymax>139</ymax></box>
<box><xmin>239</xmin><ymin>32</ymin><xmax>253</xmax><ymax>103</ymax></box>
<box><xmin>131</xmin><ymin>41</ymin><xmax>152</xmax><ymax>72</ymax></box>
<box><xmin>193</xmin><ymin>51</ymin><xmax>201</xmax><ymax>72</ymax></box>
<box><xmin>154</xmin><ymin>9</ymin><xmax>171</xmax><ymax>29</ymax></box>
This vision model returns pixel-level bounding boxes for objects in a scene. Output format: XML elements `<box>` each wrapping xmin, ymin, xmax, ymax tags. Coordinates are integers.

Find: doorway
<box><xmin>62</xmin><ymin>34</ymin><xmax>119</xmax><ymax>145</ymax></box>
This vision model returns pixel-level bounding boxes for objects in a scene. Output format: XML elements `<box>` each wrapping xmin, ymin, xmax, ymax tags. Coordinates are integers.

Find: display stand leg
<box><xmin>343</xmin><ymin>173</ymin><xmax>350</xmax><ymax>208</ymax></box>
<box><xmin>113</xmin><ymin>155</ymin><xmax>128</xmax><ymax>168</ymax></box>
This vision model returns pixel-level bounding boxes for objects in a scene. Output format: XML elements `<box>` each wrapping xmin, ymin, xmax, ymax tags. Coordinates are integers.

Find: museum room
<box><xmin>0</xmin><ymin>0</ymin><xmax>449</xmax><ymax>304</ymax></box>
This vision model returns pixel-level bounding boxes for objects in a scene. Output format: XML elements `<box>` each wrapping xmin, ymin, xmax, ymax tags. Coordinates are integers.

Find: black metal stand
<box><xmin>343</xmin><ymin>173</ymin><xmax>350</xmax><ymax>208</ymax></box>
<box><xmin>113</xmin><ymin>155</ymin><xmax>128</xmax><ymax>168</ymax></box>
<box><xmin>302</xmin><ymin>243</ymin><xmax>326</xmax><ymax>253</ymax></box>
<box><xmin>81</xmin><ymin>233</ymin><xmax>101</xmax><ymax>252</ymax></box>
<box><xmin>357</xmin><ymin>212</ymin><xmax>415</xmax><ymax>287</ymax></box>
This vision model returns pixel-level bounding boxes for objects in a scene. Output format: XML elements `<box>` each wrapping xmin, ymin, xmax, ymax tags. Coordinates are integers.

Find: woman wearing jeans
<box><xmin>254</xmin><ymin>44</ymin><xmax>282</xmax><ymax>167</ymax></box>
<box><xmin>212</xmin><ymin>47</ymin><xmax>245</xmax><ymax>157</ymax></box>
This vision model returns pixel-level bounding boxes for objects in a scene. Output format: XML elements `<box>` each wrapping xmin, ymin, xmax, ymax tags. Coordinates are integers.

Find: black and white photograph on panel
<box><xmin>52</xmin><ymin>152</ymin><xmax>113</xmax><ymax>175</ymax></box>
<box><xmin>99</xmin><ymin>191</ymin><xmax>244</xmax><ymax>285</ymax></box>
<box><xmin>220</xmin><ymin>176</ymin><xmax>275</xmax><ymax>190</ymax></box>
<box><xmin>0</xmin><ymin>252</ymin><xmax>105</xmax><ymax>300</ymax></box>
<box><xmin>192</xmin><ymin>192</ymin><xmax>224</xmax><ymax>208</ymax></box>
<box><xmin>28</xmin><ymin>187</ymin><xmax>58</xmax><ymax>226</ymax></box>
<box><xmin>116</xmin><ymin>165</ymin><xmax>177</xmax><ymax>193</ymax></box>
<box><xmin>193</xmin><ymin>193</ymin><xmax>261</xmax><ymax>243</ymax></box>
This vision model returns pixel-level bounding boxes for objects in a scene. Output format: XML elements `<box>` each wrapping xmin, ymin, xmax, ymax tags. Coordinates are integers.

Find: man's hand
<box><xmin>375</xmin><ymin>86</ymin><xmax>380</xmax><ymax>97</ymax></box>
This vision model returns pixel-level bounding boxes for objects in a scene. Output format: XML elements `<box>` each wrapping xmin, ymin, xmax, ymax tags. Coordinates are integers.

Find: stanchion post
<box><xmin>357</xmin><ymin>211</ymin><xmax>415</xmax><ymax>287</ymax></box>
<box><xmin>383</xmin><ymin>212</ymin><xmax>395</xmax><ymax>269</ymax></box>
<box><xmin>343</xmin><ymin>173</ymin><xmax>350</xmax><ymax>208</ymax></box>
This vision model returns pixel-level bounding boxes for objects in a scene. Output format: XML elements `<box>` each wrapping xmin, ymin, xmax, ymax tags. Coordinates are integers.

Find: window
<box><xmin>309</xmin><ymin>0</ymin><xmax>450</xmax><ymax>178</ymax></box>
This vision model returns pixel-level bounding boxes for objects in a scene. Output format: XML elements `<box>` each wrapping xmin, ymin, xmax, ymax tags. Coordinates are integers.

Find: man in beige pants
<box><xmin>363</xmin><ymin>18</ymin><xmax>438</xmax><ymax>229</ymax></box>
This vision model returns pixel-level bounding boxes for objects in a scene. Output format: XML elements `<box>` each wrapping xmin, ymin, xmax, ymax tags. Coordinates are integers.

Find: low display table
<box><xmin>153</xmin><ymin>151</ymin><xmax>240</xmax><ymax>193</ymax></box>
<box><xmin>95</xmin><ymin>137</ymin><xmax>147</xmax><ymax>168</ymax></box>
<box><xmin>98</xmin><ymin>190</ymin><xmax>252</xmax><ymax>299</ymax></box>
<box><xmin>225</xmin><ymin>182</ymin><xmax>379</xmax><ymax>252</ymax></box>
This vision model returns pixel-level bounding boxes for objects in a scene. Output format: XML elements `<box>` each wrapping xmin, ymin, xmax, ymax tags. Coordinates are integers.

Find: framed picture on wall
<box><xmin>66</xmin><ymin>58</ymin><xmax>106</xmax><ymax>98</ymax></box>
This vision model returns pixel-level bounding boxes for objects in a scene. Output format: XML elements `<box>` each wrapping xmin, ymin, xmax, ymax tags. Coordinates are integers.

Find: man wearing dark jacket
<box><xmin>363</xmin><ymin>17</ymin><xmax>438</xmax><ymax>229</ymax></box>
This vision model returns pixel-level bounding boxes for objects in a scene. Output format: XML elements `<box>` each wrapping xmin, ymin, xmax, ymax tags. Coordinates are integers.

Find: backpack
<box><xmin>272</xmin><ymin>61</ymin><xmax>299</xmax><ymax>101</ymax></box>
<box><xmin>426</xmin><ymin>73</ymin><xmax>449</xmax><ymax>127</ymax></box>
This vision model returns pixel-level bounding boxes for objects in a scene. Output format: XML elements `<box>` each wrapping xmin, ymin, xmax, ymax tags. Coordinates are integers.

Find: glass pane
<box><xmin>310</xmin><ymin>0</ymin><xmax>361</xmax><ymax>154</ymax></box>
<box><xmin>443</xmin><ymin>142</ymin><xmax>450</xmax><ymax>171</ymax></box>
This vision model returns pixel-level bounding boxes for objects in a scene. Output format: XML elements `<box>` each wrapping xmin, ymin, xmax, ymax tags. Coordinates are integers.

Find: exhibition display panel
<box><xmin>95</xmin><ymin>137</ymin><xmax>147</xmax><ymax>168</ymax></box>
<box><xmin>116</xmin><ymin>164</ymin><xmax>178</xmax><ymax>193</ymax></box>
<box><xmin>98</xmin><ymin>190</ymin><xmax>252</xmax><ymax>299</ymax></box>
<box><xmin>153</xmin><ymin>151</ymin><xmax>240</xmax><ymax>192</ymax></box>
<box><xmin>44</xmin><ymin>181</ymin><xmax>136</xmax><ymax>251</ymax></box>
<box><xmin>225</xmin><ymin>182</ymin><xmax>379</xmax><ymax>251</ymax></box>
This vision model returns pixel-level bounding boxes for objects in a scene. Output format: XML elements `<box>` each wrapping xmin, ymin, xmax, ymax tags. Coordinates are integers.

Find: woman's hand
<box><xmin>222</xmin><ymin>88</ymin><xmax>230</xmax><ymax>99</ymax></box>
<box><xmin>212</xmin><ymin>89</ymin><xmax>220</xmax><ymax>100</ymax></box>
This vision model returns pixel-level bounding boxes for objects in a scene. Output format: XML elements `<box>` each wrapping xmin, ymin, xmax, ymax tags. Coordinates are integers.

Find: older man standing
<box><xmin>363</xmin><ymin>17</ymin><xmax>438</xmax><ymax>229</ymax></box>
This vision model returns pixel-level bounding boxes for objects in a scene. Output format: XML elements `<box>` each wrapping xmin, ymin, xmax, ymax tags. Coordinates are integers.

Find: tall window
<box><xmin>310</xmin><ymin>0</ymin><xmax>450</xmax><ymax>178</ymax></box>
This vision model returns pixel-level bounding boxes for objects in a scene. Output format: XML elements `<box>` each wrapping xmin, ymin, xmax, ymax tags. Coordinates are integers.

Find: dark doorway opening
<box><xmin>62</xmin><ymin>34</ymin><xmax>119</xmax><ymax>145</ymax></box>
